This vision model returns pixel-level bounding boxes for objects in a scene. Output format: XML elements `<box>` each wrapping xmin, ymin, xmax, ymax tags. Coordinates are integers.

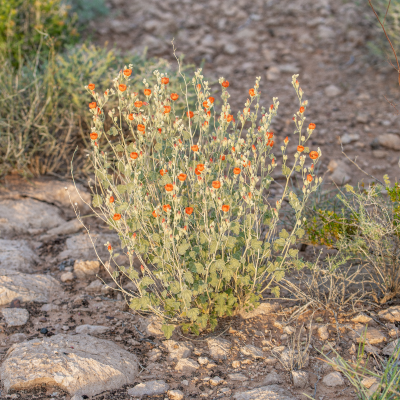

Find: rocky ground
<box><xmin>0</xmin><ymin>177</ymin><xmax>400</xmax><ymax>400</ymax></box>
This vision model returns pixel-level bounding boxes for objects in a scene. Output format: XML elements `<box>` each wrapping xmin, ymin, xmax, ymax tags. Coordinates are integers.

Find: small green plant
<box><xmin>65</xmin><ymin>0</ymin><xmax>109</xmax><ymax>25</ymax></box>
<box><xmin>77</xmin><ymin>63</ymin><xmax>323</xmax><ymax>338</ymax></box>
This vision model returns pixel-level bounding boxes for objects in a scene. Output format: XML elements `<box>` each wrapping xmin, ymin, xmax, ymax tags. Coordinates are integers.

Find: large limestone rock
<box><xmin>233</xmin><ymin>384</ymin><xmax>298</xmax><ymax>400</ymax></box>
<box><xmin>0</xmin><ymin>239</ymin><xmax>40</xmax><ymax>272</ymax></box>
<box><xmin>0</xmin><ymin>198</ymin><xmax>66</xmax><ymax>238</ymax></box>
<box><xmin>0</xmin><ymin>269</ymin><xmax>61</xmax><ymax>305</ymax></box>
<box><xmin>239</xmin><ymin>302</ymin><xmax>279</xmax><ymax>319</ymax></box>
<box><xmin>1</xmin><ymin>334</ymin><xmax>139</xmax><ymax>397</ymax></box>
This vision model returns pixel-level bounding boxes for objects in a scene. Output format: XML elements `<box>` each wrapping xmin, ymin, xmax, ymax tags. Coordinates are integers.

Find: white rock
<box><xmin>210</xmin><ymin>376</ymin><xmax>223</xmax><ymax>386</ymax></box>
<box><xmin>351</xmin><ymin>313</ymin><xmax>372</xmax><ymax>324</ymax></box>
<box><xmin>292</xmin><ymin>370</ymin><xmax>309</xmax><ymax>388</ymax></box>
<box><xmin>74</xmin><ymin>260</ymin><xmax>100</xmax><ymax>279</ymax></box>
<box><xmin>0</xmin><ymin>239</ymin><xmax>40</xmax><ymax>273</ymax></box>
<box><xmin>1</xmin><ymin>334</ymin><xmax>139</xmax><ymax>397</ymax></box>
<box><xmin>162</xmin><ymin>340</ymin><xmax>192</xmax><ymax>362</ymax></box>
<box><xmin>377</xmin><ymin>134</ymin><xmax>400</xmax><ymax>150</ymax></box>
<box><xmin>138</xmin><ymin>315</ymin><xmax>164</xmax><ymax>337</ymax></box>
<box><xmin>330</xmin><ymin>169</ymin><xmax>351</xmax><ymax>185</ymax></box>
<box><xmin>240</xmin><ymin>344</ymin><xmax>264</xmax><ymax>359</ymax></box>
<box><xmin>340</xmin><ymin>133</ymin><xmax>360</xmax><ymax>145</ymax></box>
<box><xmin>168</xmin><ymin>389</ymin><xmax>184</xmax><ymax>400</ymax></box>
<box><xmin>2</xmin><ymin>308</ymin><xmax>29</xmax><ymax>327</ymax></box>
<box><xmin>174</xmin><ymin>358</ymin><xmax>199</xmax><ymax>374</ymax></box>
<box><xmin>318</xmin><ymin>26</ymin><xmax>336</xmax><ymax>41</ymax></box>
<box><xmin>85</xmin><ymin>280</ymin><xmax>104</xmax><ymax>293</ymax></box>
<box><xmin>323</xmin><ymin>372</ymin><xmax>345</xmax><ymax>387</ymax></box>
<box><xmin>266</xmin><ymin>66</ymin><xmax>280</xmax><ymax>81</ymax></box>
<box><xmin>148</xmin><ymin>348</ymin><xmax>162</xmax><ymax>362</ymax></box>
<box><xmin>372</xmin><ymin>150</ymin><xmax>388</xmax><ymax>159</ymax></box>
<box><xmin>9</xmin><ymin>333</ymin><xmax>27</xmax><ymax>344</ymax></box>
<box><xmin>279</xmin><ymin>64</ymin><xmax>299</xmax><ymax>73</ymax></box>
<box><xmin>224</xmin><ymin>43</ymin><xmax>238</xmax><ymax>55</ymax></box>
<box><xmin>240</xmin><ymin>302</ymin><xmax>279</xmax><ymax>320</ymax></box>
<box><xmin>71</xmin><ymin>396</ymin><xmax>84</xmax><ymax>400</ymax></box>
<box><xmin>75</xmin><ymin>325</ymin><xmax>109</xmax><ymax>335</ymax></box>
<box><xmin>233</xmin><ymin>384</ymin><xmax>296</xmax><ymax>399</ymax></box>
<box><xmin>262</xmin><ymin>371</ymin><xmax>283</xmax><ymax>385</ymax></box>
<box><xmin>0</xmin><ymin>269</ymin><xmax>61</xmax><ymax>305</ymax></box>
<box><xmin>378</xmin><ymin>306</ymin><xmax>400</xmax><ymax>322</ymax></box>
<box><xmin>60</xmin><ymin>272</ymin><xmax>74</xmax><ymax>282</ymax></box>
<box><xmin>0</xmin><ymin>198</ymin><xmax>66</xmax><ymax>238</ymax></box>
<box><xmin>128</xmin><ymin>380</ymin><xmax>169</xmax><ymax>397</ymax></box>
<box><xmin>40</xmin><ymin>219</ymin><xmax>83</xmax><ymax>241</ymax></box>
<box><xmin>351</xmin><ymin>327</ymin><xmax>386</xmax><ymax>345</ymax></box>
<box><xmin>382</xmin><ymin>339</ymin><xmax>400</xmax><ymax>356</ymax></box>
<box><xmin>228</xmin><ymin>373</ymin><xmax>248</xmax><ymax>381</ymax></box>
<box><xmin>318</xmin><ymin>326</ymin><xmax>329</xmax><ymax>341</ymax></box>
<box><xmin>356</xmin><ymin>113</ymin><xmax>369</xmax><ymax>124</ymax></box>
<box><xmin>207</xmin><ymin>337</ymin><xmax>231</xmax><ymax>360</ymax></box>
<box><xmin>40</xmin><ymin>303</ymin><xmax>59</xmax><ymax>312</ymax></box>
<box><xmin>324</xmin><ymin>84</ymin><xmax>342</xmax><ymax>98</ymax></box>
<box><xmin>198</xmin><ymin>356</ymin><xmax>209</xmax><ymax>365</ymax></box>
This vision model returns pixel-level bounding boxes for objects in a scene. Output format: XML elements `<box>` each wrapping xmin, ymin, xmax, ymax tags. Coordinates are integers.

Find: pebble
<box><xmin>228</xmin><ymin>373</ymin><xmax>248</xmax><ymax>381</ymax></box>
<box><xmin>323</xmin><ymin>371</ymin><xmax>345</xmax><ymax>387</ymax></box>
<box><xmin>325</xmin><ymin>84</ymin><xmax>342</xmax><ymax>98</ymax></box>
<box><xmin>378</xmin><ymin>306</ymin><xmax>400</xmax><ymax>323</ymax></box>
<box><xmin>376</xmin><ymin>133</ymin><xmax>400</xmax><ymax>150</ymax></box>
<box><xmin>351</xmin><ymin>327</ymin><xmax>386</xmax><ymax>345</ymax></box>
<box><xmin>168</xmin><ymin>389</ymin><xmax>184</xmax><ymax>400</ymax></box>
<box><xmin>162</xmin><ymin>340</ymin><xmax>192</xmax><ymax>362</ymax></box>
<box><xmin>240</xmin><ymin>344</ymin><xmax>264</xmax><ymax>359</ymax></box>
<box><xmin>60</xmin><ymin>272</ymin><xmax>74</xmax><ymax>282</ymax></box>
<box><xmin>207</xmin><ymin>337</ymin><xmax>231</xmax><ymax>360</ymax></box>
<box><xmin>341</xmin><ymin>132</ymin><xmax>360</xmax><ymax>144</ymax></box>
<box><xmin>292</xmin><ymin>370</ymin><xmax>309</xmax><ymax>388</ymax></box>
<box><xmin>372</xmin><ymin>150</ymin><xmax>388</xmax><ymax>159</ymax></box>
<box><xmin>382</xmin><ymin>339</ymin><xmax>400</xmax><ymax>356</ymax></box>
<box><xmin>40</xmin><ymin>328</ymin><xmax>48</xmax><ymax>334</ymax></box>
<box><xmin>262</xmin><ymin>371</ymin><xmax>282</xmax><ymax>385</ymax></box>
<box><xmin>9</xmin><ymin>333</ymin><xmax>27</xmax><ymax>344</ymax></box>
<box><xmin>74</xmin><ymin>260</ymin><xmax>100</xmax><ymax>279</ymax></box>
<box><xmin>232</xmin><ymin>360</ymin><xmax>241</xmax><ymax>368</ymax></box>
<box><xmin>318</xmin><ymin>326</ymin><xmax>329</xmax><ymax>340</ymax></box>
<box><xmin>198</xmin><ymin>356</ymin><xmax>209</xmax><ymax>365</ymax></box>
<box><xmin>2</xmin><ymin>308</ymin><xmax>29</xmax><ymax>327</ymax></box>
<box><xmin>128</xmin><ymin>380</ymin><xmax>169</xmax><ymax>397</ymax></box>
<box><xmin>351</xmin><ymin>313</ymin><xmax>373</xmax><ymax>324</ymax></box>
<box><xmin>210</xmin><ymin>376</ymin><xmax>223</xmax><ymax>386</ymax></box>
<box><xmin>174</xmin><ymin>358</ymin><xmax>199</xmax><ymax>374</ymax></box>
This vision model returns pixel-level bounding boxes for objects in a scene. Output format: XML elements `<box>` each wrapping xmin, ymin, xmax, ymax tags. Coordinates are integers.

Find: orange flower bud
<box><xmin>152</xmin><ymin>210</ymin><xmax>158</xmax><ymax>218</ymax></box>
<box><xmin>208</xmin><ymin>96</ymin><xmax>215</xmax><ymax>103</ymax></box>
<box><xmin>297</xmin><ymin>145</ymin><xmax>304</xmax><ymax>153</ymax></box>
<box><xmin>309</xmin><ymin>123</ymin><xmax>316</xmax><ymax>130</ymax></box>
<box><xmin>134</xmin><ymin>100</ymin><xmax>143</xmax><ymax>108</ymax></box>
<box><xmin>109</xmin><ymin>196</ymin><xmax>114</xmax><ymax>203</ymax></box>
<box><xmin>249</xmin><ymin>88</ymin><xmax>255</xmax><ymax>96</ymax></box>
<box><xmin>187</xmin><ymin>111</ymin><xmax>194</xmax><ymax>118</ymax></box>
<box><xmin>299</xmin><ymin>106</ymin><xmax>305</xmax><ymax>113</ymax></box>
<box><xmin>89</xmin><ymin>102</ymin><xmax>97</xmax><ymax>109</ymax></box>
<box><xmin>165</xmin><ymin>183</ymin><xmax>174</xmax><ymax>192</ymax></box>
<box><xmin>164</xmin><ymin>106</ymin><xmax>171</xmax><ymax>114</ymax></box>
<box><xmin>163</xmin><ymin>204</ymin><xmax>171</xmax><ymax>212</ymax></box>
<box><xmin>108</xmin><ymin>244</ymin><xmax>112</xmax><ymax>251</ymax></box>
<box><xmin>307</xmin><ymin>174</ymin><xmax>313</xmax><ymax>182</ymax></box>
<box><xmin>191</xmin><ymin>144</ymin><xmax>199</xmax><ymax>152</ymax></box>
<box><xmin>196</xmin><ymin>164</ymin><xmax>204</xmax><ymax>172</ymax></box>
<box><xmin>178</xmin><ymin>173</ymin><xmax>187</xmax><ymax>181</ymax></box>
<box><xmin>137</xmin><ymin>124</ymin><xmax>145</xmax><ymax>132</ymax></box>
<box><xmin>130</xmin><ymin>152</ymin><xmax>138</xmax><ymax>159</ymax></box>
<box><xmin>128</xmin><ymin>113</ymin><xmax>134</xmax><ymax>120</ymax></box>
<box><xmin>220</xmin><ymin>155</ymin><xmax>226</xmax><ymax>161</ymax></box>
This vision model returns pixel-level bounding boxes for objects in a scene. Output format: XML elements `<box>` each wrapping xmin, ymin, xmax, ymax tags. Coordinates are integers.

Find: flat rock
<box><xmin>9</xmin><ymin>333</ymin><xmax>28</xmax><ymax>344</ymax></box>
<box><xmin>340</xmin><ymin>133</ymin><xmax>360</xmax><ymax>144</ymax></box>
<box><xmin>40</xmin><ymin>219</ymin><xmax>83</xmax><ymax>242</ymax></box>
<box><xmin>323</xmin><ymin>372</ymin><xmax>345</xmax><ymax>387</ymax></box>
<box><xmin>228</xmin><ymin>373</ymin><xmax>248</xmax><ymax>382</ymax></box>
<box><xmin>266</xmin><ymin>66</ymin><xmax>280</xmax><ymax>82</ymax></box>
<box><xmin>174</xmin><ymin>358</ymin><xmax>199</xmax><ymax>374</ymax></box>
<box><xmin>75</xmin><ymin>325</ymin><xmax>109</xmax><ymax>335</ymax></box>
<box><xmin>356</xmin><ymin>113</ymin><xmax>369</xmax><ymax>123</ymax></box>
<box><xmin>351</xmin><ymin>327</ymin><xmax>386</xmax><ymax>345</ymax></box>
<box><xmin>2</xmin><ymin>308</ymin><xmax>29</xmax><ymax>327</ymax></box>
<box><xmin>207</xmin><ymin>337</ymin><xmax>231</xmax><ymax>360</ymax></box>
<box><xmin>240</xmin><ymin>345</ymin><xmax>264</xmax><ymax>359</ymax></box>
<box><xmin>1</xmin><ymin>334</ymin><xmax>139</xmax><ymax>397</ymax></box>
<box><xmin>162</xmin><ymin>340</ymin><xmax>192</xmax><ymax>362</ymax></box>
<box><xmin>40</xmin><ymin>304</ymin><xmax>60</xmax><ymax>312</ymax></box>
<box><xmin>377</xmin><ymin>133</ymin><xmax>400</xmax><ymax>150</ymax></box>
<box><xmin>0</xmin><ymin>240</ymin><xmax>40</xmax><ymax>273</ymax></box>
<box><xmin>74</xmin><ymin>260</ymin><xmax>100</xmax><ymax>279</ymax></box>
<box><xmin>318</xmin><ymin>326</ymin><xmax>329</xmax><ymax>340</ymax></box>
<box><xmin>378</xmin><ymin>306</ymin><xmax>400</xmax><ymax>323</ymax></box>
<box><xmin>168</xmin><ymin>389</ymin><xmax>184</xmax><ymax>400</ymax></box>
<box><xmin>0</xmin><ymin>198</ymin><xmax>66</xmax><ymax>238</ymax></box>
<box><xmin>262</xmin><ymin>371</ymin><xmax>283</xmax><ymax>385</ymax></box>
<box><xmin>0</xmin><ymin>269</ymin><xmax>61</xmax><ymax>305</ymax></box>
<box><xmin>351</xmin><ymin>313</ymin><xmax>372</xmax><ymax>324</ymax></box>
<box><xmin>127</xmin><ymin>380</ymin><xmax>169</xmax><ymax>397</ymax></box>
<box><xmin>85</xmin><ymin>280</ymin><xmax>112</xmax><ymax>294</ymax></box>
<box><xmin>240</xmin><ymin>302</ymin><xmax>279</xmax><ymax>319</ymax></box>
<box><xmin>330</xmin><ymin>169</ymin><xmax>351</xmax><ymax>185</ymax></box>
<box><xmin>292</xmin><ymin>370</ymin><xmax>309</xmax><ymax>388</ymax></box>
<box><xmin>60</xmin><ymin>272</ymin><xmax>74</xmax><ymax>282</ymax></box>
<box><xmin>372</xmin><ymin>150</ymin><xmax>388</xmax><ymax>159</ymax></box>
<box><xmin>138</xmin><ymin>315</ymin><xmax>164</xmax><ymax>337</ymax></box>
<box><xmin>324</xmin><ymin>84</ymin><xmax>342</xmax><ymax>98</ymax></box>
<box><xmin>382</xmin><ymin>339</ymin><xmax>400</xmax><ymax>356</ymax></box>
<box><xmin>233</xmin><ymin>384</ymin><xmax>297</xmax><ymax>400</ymax></box>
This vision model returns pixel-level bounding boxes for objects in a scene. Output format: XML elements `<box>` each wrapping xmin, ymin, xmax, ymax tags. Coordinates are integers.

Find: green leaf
<box><xmin>279</xmin><ymin>229</ymin><xmax>289</xmax><ymax>239</ymax></box>
<box><xmin>117</xmin><ymin>184</ymin><xmax>127</xmax><ymax>194</ymax></box>
<box><xmin>231</xmin><ymin>222</ymin><xmax>240</xmax><ymax>235</ymax></box>
<box><xmin>187</xmin><ymin>308</ymin><xmax>200</xmax><ymax>321</ymax></box>
<box><xmin>181</xmin><ymin>289</ymin><xmax>192</xmax><ymax>303</ymax></box>
<box><xmin>274</xmin><ymin>270</ymin><xmax>285</xmax><ymax>282</ymax></box>
<box><xmin>161</xmin><ymin>324</ymin><xmax>175</xmax><ymax>339</ymax></box>
<box><xmin>154</xmin><ymin>142</ymin><xmax>163</xmax><ymax>152</ymax></box>
<box><xmin>289</xmin><ymin>249</ymin><xmax>299</xmax><ymax>258</ymax></box>
<box><xmin>92</xmin><ymin>194</ymin><xmax>103</xmax><ymax>208</ymax></box>
<box><xmin>115</xmin><ymin>144</ymin><xmax>124</xmax><ymax>152</ymax></box>
<box><xmin>184</xmin><ymin>271</ymin><xmax>194</xmax><ymax>284</ymax></box>
<box><xmin>271</xmin><ymin>286</ymin><xmax>280</xmax><ymax>298</ymax></box>
<box><xmin>140</xmin><ymin>276</ymin><xmax>154</xmax><ymax>287</ymax></box>
<box><xmin>195</xmin><ymin>263</ymin><xmax>205</xmax><ymax>274</ymax></box>
<box><xmin>214</xmin><ymin>259</ymin><xmax>225</xmax><ymax>270</ymax></box>
<box><xmin>197</xmin><ymin>314</ymin><xmax>208</xmax><ymax>328</ymax></box>
<box><xmin>226</xmin><ymin>236</ymin><xmax>237</xmax><ymax>249</ymax></box>
<box><xmin>296</xmin><ymin>228</ymin><xmax>305</xmax><ymax>239</ymax></box>
<box><xmin>210</xmin><ymin>240</ymin><xmax>218</xmax><ymax>253</ymax></box>
<box><xmin>251</xmin><ymin>239</ymin><xmax>263</xmax><ymax>251</ymax></box>
<box><xmin>178</xmin><ymin>242</ymin><xmax>190</xmax><ymax>255</ymax></box>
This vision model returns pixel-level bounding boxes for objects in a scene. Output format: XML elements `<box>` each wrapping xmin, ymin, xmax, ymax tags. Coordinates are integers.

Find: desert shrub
<box><xmin>0</xmin><ymin>0</ymin><xmax>79</xmax><ymax>65</ymax></box>
<box><xmin>80</xmin><ymin>67</ymin><xmax>323</xmax><ymax>337</ymax></box>
<box><xmin>0</xmin><ymin>44</ymin><xmax>193</xmax><ymax>179</ymax></box>
<box><xmin>65</xmin><ymin>0</ymin><xmax>109</xmax><ymax>25</ymax></box>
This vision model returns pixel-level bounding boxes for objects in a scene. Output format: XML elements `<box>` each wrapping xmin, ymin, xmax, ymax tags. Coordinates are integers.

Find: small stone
<box><xmin>174</xmin><ymin>358</ymin><xmax>199</xmax><ymax>374</ymax></box>
<box><xmin>378</xmin><ymin>306</ymin><xmax>400</xmax><ymax>323</ymax></box>
<box><xmin>75</xmin><ymin>325</ymin><xmax>109</xmax><ymax>335</ymax></box>
<box><xmin>325</xmin><ymin>84</ymin><xmax>342</xmax><ymax>98</ymax></box>
<box><xmin>233</xmin><ymin>385</ymin><xmax>295</xmax><ymax>400</ymax></box>
<box><xmin>162</xmin><ymin>340</ymin><xmax>192</xmax><ymax>362</ymax></box>
<box><xmin>266</xmin><ymin>66</ymin><xmax>280</xmax><ymax>81</ymax></box>
<box><xmin>62</xmin><ymin>325</ymin><xmax>69</xmax><ymax>331</ymax></box>
<box><xmin>351</xmin><ymin>313</ymin><xmax>372</xmax><ymax>324</ymax></box>
<box><xmin>356</xmin><ymin>113</ymin><xmax>369</xmax><ymax>123</ymax></box>
<box><xmin>318</xmin><ymin>326</ymin><xmax>329</xmax><ymax>341</ymax></box>
<box><xmin>224</xmin><ymin>43</ymin><xmax>238</xmax><ymax>55</ymax></box>
<box><xmin>240</xmin><ymin>302</ymin><xmax>279</xmax><ymax>320</ymax></box>
<box><xmin>198</xmin><ymin>357</ymin><xmax>209</xmax><ymax>365</ymax></box>
<box><xmin>232</xmin><ymin>360</ymin><xmax>241</xmax><ymax>368</ymax></box>
<box><xmin>60</xmin><ymin>272</ymin><xmax>74</xmax><ymax>282</ymax></box>
<box><xmin>279</xmin><ymin>64</ymin><xmax>299</xmax><ymax>73</ymax></box>
<box><xmin>283</xmin><ymin>326</ymin><xmax>296</xmax><ymax>335</ymax></box>
<box><xmin>71</xmin><ymin>396</ymin><xmax>84</xmax><ymax>400</ymax></box>
<box><xmin>382</xmin><ymin>339</ymin><xmax>400</xmax><ymax>356</ymax></box>
<box><xmin>352</xmin><ymin>327</ymin><xmax>386</xmax><ymax>344</ymax></box>
<box><xmin>148</xmin><ymin>348</ymin><xmax>162</xmax><ymax>362</ymax></box>
<box><xmin>40</xmin><ymin>304</ymin><xmax>59</xmax><ymax>312</ymax></box>
<box><xmin>207</xmin><ymin>337</ymin><xmax>231</xmax><ymax>360</ymax></box>
<box><xmin>262</xmin><ymin>371</ymin><xmax>283</xmax><ymax>385</ymax></box>
<box><xmin>74</xmin><ymin>260</ymin><xmax>100</xmax><ymax>279</ymax></box>
<box><xmin>323</xmin><ymin>371</ymin><xmax>345</xmax><ymax>387</ymax></box>
<box><xmin>40</xmin><ymin>328</ymin><xmax>48</xmax><ymax>334</ymax></box>
<box><xmin>9</xmin><ymin>333</ymin><xmax>27</xmax><ymax>344</ymax></box>
<box><xmin>340</xmin><ymin>133</ymin><xmax>360</xmax><ymax>144</ymax></box>
<box><xmin>228</xmin><ymin>373</ymin><xmax>248</xmax><ymax>381</ymax></box>
<box><xmin>377</xmin><ymin>134</ymin><xmax>400</xmax><ymax>150</ymax></box>
<box><xmin>181</xmin><ymin>380</ymin><xmax>189</xmax><ymax>386</ymax></box>
<box><xmin>210</xmin><ymin>376</ymin><xmax>223</xmax><ymax>386</ymax></box>
<box><xmin>128</xmin><ymin>380</ymin><xmax>169</xmax><ymax>397</ymax></box>
<box><xmin>240</xmin><ymin>344</ymin><xmax>264</xmax><ymax>359</ymax></box>
<box><xmin>168</xmin><ymin>389</ymin><xmax>184</xmax><ymax>400</ymax></box>
<box><xmin>372</xmin><ymin>150</ymin><xmax>388</xmax><ymax>159</ymax></box>
<box><xmin>138</xmin><ymin>315</ymin><xmax>164</xmax><ymax>337</ymax></box>
<box><xmin>330</xmin><ymin>169</ymin><xmax>351</xmax><ymax>185</ymax></box>
<box><xmin>2</xmin><ymin>308</ymin><xmax>29</xmax><ymax>327</ymax></box>
<box><xmin>364</xmin><ymin>344</ymin><xmax>381</xmax><ymax>355</ymax></box>
<box><xmin>292</xmin><ymin>370</ymin><xmax>309</xmax><ymax>388</ymax></box>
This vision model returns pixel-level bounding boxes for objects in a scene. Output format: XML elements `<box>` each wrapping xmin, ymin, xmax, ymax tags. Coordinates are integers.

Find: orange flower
<box><xmin>185</xmin><ymin>207</ymin><xmax>194</xmax><ymax>215</ymax></box>
<box><xmin>307</xmin><ymin>174</ymin><xmax>313</xmax><ymax>182</ymax></box>
<box><xmin>89</xmin><ymin>102</ymin><xmax>97</xmax><ymax>109</ymax></box>
<box><xmin>130</xmin><ymin>152</ymin><xmax>138</xmax><ymax>159</ymax></box>
<box><xmin>196</xmin><ymin>84</ymin><xmax>201</xmax><ymax>90</ymax></box>
<box><xmin>233</xmin><ymin>167</ymin><xmax>241</xmax><ymax>175</ymax></box>
<box><xmin>309</xmin><ymin>123</ymin><xmax>316</xmax><ymax>130</ymax></box>
<box><xmin>108</xmin><ymin>244</ymin><xmax>112</xmax><ymax>251</ymax></box>
<box><xmin>232</xmin><ymin>146</ymin><xmax>235</xmax><ymax>152</ymax></box>
<box><xmin>137</xmin><ymin>124</ymin><xmax>145</xmax><ymax>132</ymax></box>
<box><xmin>203</xmin><ymin>101</ymin><xmax>209</xmax><ymax>108</ymax></box>
<box><xmin>196</xmin><ymin>164</ymin><xmax>204</xmax><ymax>172</ymax></box>
<box><xmin>297</xmin><ymin>145</ymin><xmax>304</xmax><ymax>152</ymax></box>
<box><xmin>109</xmin><ymin>196</ymin><xmax>114</xmax><ymax>203</ymax></box>
<box><xmin>165</xmin><ymin>183</ymin><xmax>174</xmax><ymax>192</ymax></box>
<box><xmin>221</xmin><ymin>204</ymin><xmax>230</xmax><ymax>212</ymax></box>
<box><xmin>267</xmin><ymin>132</ymin><xmax>274</xmax><ymax>139</ymax></box>
<box><xmin>144</xmin><ymin>88</ymin><xmax>152</xmax><ymax>96</ymax></box>
<box><xmin>171</xmin><ymin>93</ymin><xmax>179</xmax><ymax>101</ymax></box>
<box><xmin>160</xmin><ymin>169</ymin><xmax>167</xmax><ymax>176</ymax></box>
<box><xmin>123</xmin><ymin>69</ymin><xmax>132</xmax><ymax>77</ymax></box>
<box><xmin>284</xmin><ymin>136</ymin><xmax>289</xmax><ymax>145</ymax></box>
<box><xmin>119</xmin><ymin>84</ymin><xmax>127</xmax><ymax>92</ymax></box>
<box><xmin>128</xmin><ymin>113</ymin><xmax>134</xmax><ymax>120</ymax></box>
<box><xmin>299</xmin><ymin>106</ymin><xmax>305</xmax><ymax>113</ymax></box>
<box><xmin>248</xmin><ymin>192</ymin><xmax>252</xmax><ymax>198</ymax></box>
<box><xmin>191</xmin><ymin>144</ymin><xmax>199</xmax><ymax>152</ymax></box>
<box><xmin>164</xmin><ymin>106</ymin><xmax>171</xmax><ymax>114</ymax></box>
<box><xmin>161</xmin><ymin>77</ymin><xmax>169</xmax><ymax>84</ymax></box>
<box><xmin>269</xmin><ymin>140</ymin><xmax>274</xmax><ymax>147</ymax></box>
<box><xmin>252</xmin><ymin>144</ymin><xmax>256</xmax><ymax>151</ymax></box>
<box><xmin>194</xmin><ymin>168</ymin><xmax>201</xmax><ymax>175</ymax></box>
<box><xmin>249</xmin><ymin>88</ymin><xmax>255</xmax><ymax>97</ymax></box>
<box><xmin>133</xmin><ymin>232</ymin><xmax>137</xmax><ymax>238</ymax></box>
<box><xmin>113</xmin><ymin>213</ymin><xmax>122</xmax><ymax>221</ymax></box>
<box><xmin>220</xmin><ymin>155</ymin><xmax>226</xmax><ymax>161</ymax></box>
<box><xmin>134</xmin><ymin>100</ymin><xmax>143</xmax><ymax>108</ymax></box>
<box><xmin>208</xmin><ymin>96</ymin><xmax>215</xmax><ymax>103</ymax></box>
<box><xmin>90</xmin><ymin>132</ymin><xmax>98</xmax><ymax>140</ymax></box>
<box><xmin>163</xmin><ymin>204</ymin><xmax>171</xmax><ymax>212</ymax></box>
<box><xmin>187</xmin><ymin>111</ymin><xmax>194</xmax><ymax>118</ymax></box>
<box><xmin>178</xmin><ymin>173</ymin><xmax>187</xmax><ymax>181</ymax></box>
<box><xmin>309</xmin><ymin>151</ymin><xmax>319</xmax><ymax>160</ymax></box>
<box><xmin>222</xmin><ymin>80</ymin><xmax>229</xmax><ymax>88</ymax></box>
<box><xmin>88</xmin><ymin>83</ymin><xmax>95</xmax><ymax>90</ymax></box>
<box><xmin>226</xmin><ymin>114</ymin><xmax>233</xmax><ymax>122</ymax></box>
<box><xmin>212</xmin><ymin>181</ymin><xmax>221</xmax><ymax>189</ymax></box>
<box><xmin>152</xmin><ymin>210</ymin><xmax>158</xmax><ymax>218</ymax></box>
